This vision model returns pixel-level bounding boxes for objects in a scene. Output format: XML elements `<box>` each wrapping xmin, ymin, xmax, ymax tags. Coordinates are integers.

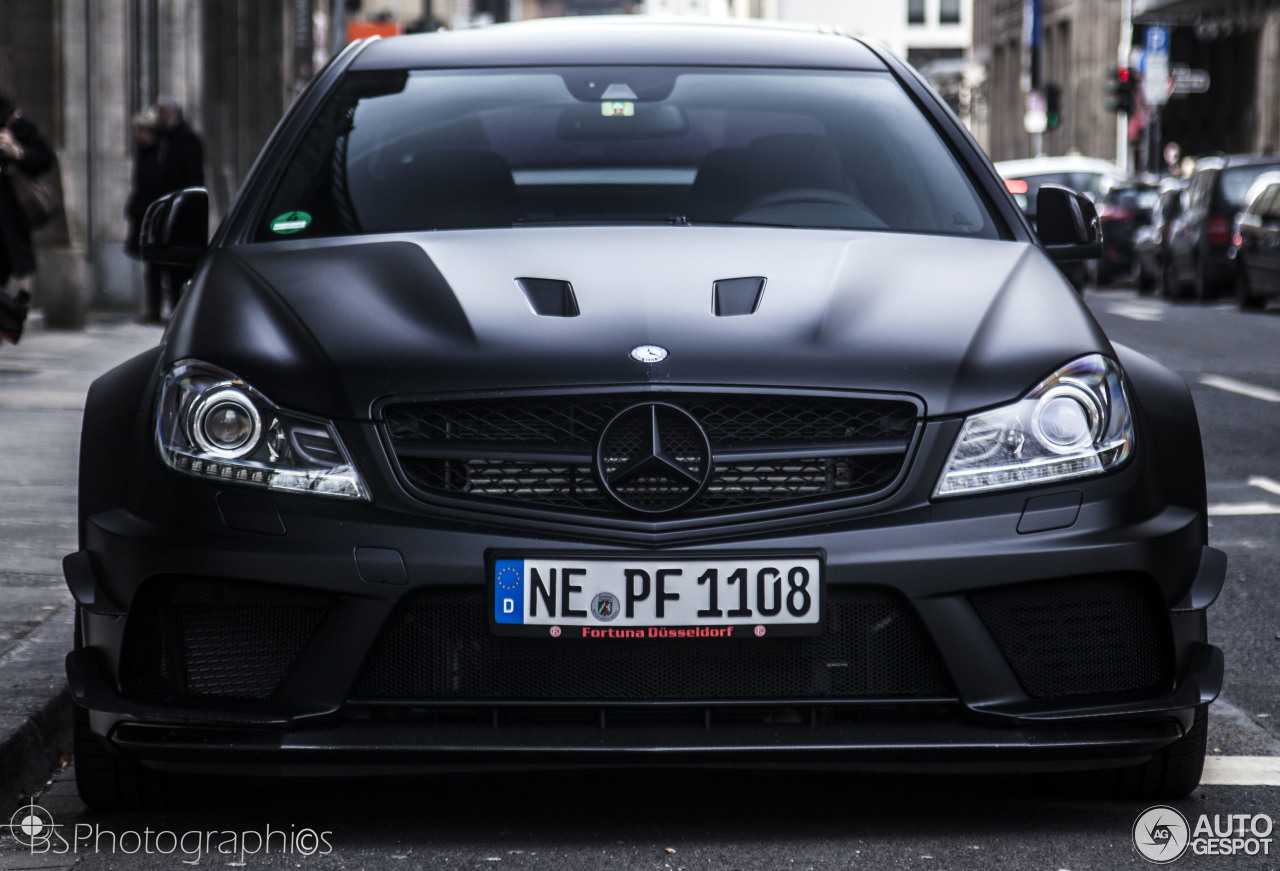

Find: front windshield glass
<box><xmin>256</xmin><ymin>67</ymin><xmax>997</xmax><ymax>241</ymax></box>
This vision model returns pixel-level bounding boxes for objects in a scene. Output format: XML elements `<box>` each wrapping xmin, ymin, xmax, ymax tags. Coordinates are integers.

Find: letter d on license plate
<box><xmin>489</xmin><ymin>554</ymin><xmax>822</xmax><ymax>638</ymax></box>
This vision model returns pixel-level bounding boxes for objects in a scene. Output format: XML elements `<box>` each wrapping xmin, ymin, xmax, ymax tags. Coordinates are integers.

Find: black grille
<box><xmin>120</xmin><ymin>578</ymin><xmax>333</xmax><ymax>701</ymax></box>
<box><xmin>351</xmin><ymin>587</ymin><xmax>954</xmax><ymax>701</ymax></box>
<box><xmin>969</xmin><ymin>575</ymin><xmax>1174</xmax><ymax>700</ymax></box>
<box><xmin>384</xmin><ymin>393</ymin><xmax>917</xmax><ymax>518</ymax></box>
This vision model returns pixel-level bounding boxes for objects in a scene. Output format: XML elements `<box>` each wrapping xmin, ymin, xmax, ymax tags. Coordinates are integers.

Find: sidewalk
<box><xmin>0</xmin><ymin>313</ymin><xmax>162</xmax><ymax>814</ymax></box>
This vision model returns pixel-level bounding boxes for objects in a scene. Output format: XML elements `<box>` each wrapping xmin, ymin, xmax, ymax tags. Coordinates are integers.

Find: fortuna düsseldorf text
<box><xmin>581</xmin><ymin>626</ymin><xmax>737</xmax><ymax>638</ymax></box>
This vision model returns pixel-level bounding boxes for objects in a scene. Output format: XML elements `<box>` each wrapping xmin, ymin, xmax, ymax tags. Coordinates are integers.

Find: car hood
<box><xmin>167</xmin><ymin>227</ymin><xmax>1111</xmax><ymax>420</ymax></box>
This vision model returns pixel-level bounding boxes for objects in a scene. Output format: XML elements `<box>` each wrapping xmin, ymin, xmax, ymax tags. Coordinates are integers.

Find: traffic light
<box><xmin>1045</xmin><ymin>83</ymin><xmax>1062</xmax><ymax>129</ymax></box>
<box><xmin>1106</xmin><ymin>66</ymin><xmax>1134</xmax><ymax>113</ymax></box>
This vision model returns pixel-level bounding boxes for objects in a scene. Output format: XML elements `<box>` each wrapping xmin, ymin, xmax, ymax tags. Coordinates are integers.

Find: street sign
<box><xmin>1144</xmin><ymin>26</ymin><xmax>1170</xmax><ymax>107</ymax></box>
<box><xmin>1170</xmin><ymin>65</ymin><xmax>1210</xmax><ymax>96</ymax></box>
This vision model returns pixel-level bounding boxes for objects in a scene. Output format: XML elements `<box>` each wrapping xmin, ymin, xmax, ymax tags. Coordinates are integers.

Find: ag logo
<box><xmin>590</xmin><ymin>592</ymin><xmax>620</xmax><ymax>622</ymax></box>
<box><xmin>1133</xmin><ymin>806</ymin><xmax>1190</xmax><ymax>863</ymax></box>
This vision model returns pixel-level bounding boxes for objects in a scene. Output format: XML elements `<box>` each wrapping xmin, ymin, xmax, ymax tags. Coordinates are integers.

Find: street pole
<box><xmin>1118</xmin><ymin>0</ymin><xmax>1132</xmax><ymax>174</ymax></box>
<box><xmin>1025</xmin><ymin>0</ymin><xmax>1045</xmax><ymax>157</ymax></box>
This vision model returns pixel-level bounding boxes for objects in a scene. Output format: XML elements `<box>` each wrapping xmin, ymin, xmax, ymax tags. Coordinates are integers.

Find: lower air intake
<box><xmin>969</xmin><ymin>574</ymin><xmax>1174</xmax><ymax>700</ymax></box>
<box><xmin>120</xmin><ymin>577</ymin><xmax>333</xmax><ymax>701</ymax></box>
<box><xmin>352</xmin><ymin>587</ymin><xmax>954</xmax><ymax>701</ymax></box>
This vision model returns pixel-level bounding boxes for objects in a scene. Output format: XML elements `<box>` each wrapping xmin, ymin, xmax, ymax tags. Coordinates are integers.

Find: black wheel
<box><xmin>71</xmin><ymin>607</ymin><xmax>170</xmax><ymax>811</ymax></box>
<box><xmin>73</xmin><ymin>703</ymin><xmax>173</xmax><ymax>811</ymax></box>
<box><xmin>1162</xmin><ymin>257</ymin><xmax>1184</xmax><ymax>300</ymax></box>
<box><xmin>1192</xmin><ymin>257</ymin><xmax>1213</xmax><ymax>303</ymax></box>
<box><xmin>1237</xmin><ymin>260</ymin><xmax>1264</xmax><ymax>310</ymax></box>
<box><xmin>1136</xmin><ymin>263</ymin><xmax>1155</xmax><ymax>295</ymax></box>
<box><xmin>1111</xmin><ymin>706</ymin><xmax>1208</xmax><ymax>799</ymax></box>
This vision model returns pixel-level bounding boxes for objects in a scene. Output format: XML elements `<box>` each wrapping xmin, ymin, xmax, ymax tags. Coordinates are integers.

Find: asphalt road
<box><xmin>4</xmin><ymin>286</ymin><xmax>1280</xmax><ymax>870</ymax></box>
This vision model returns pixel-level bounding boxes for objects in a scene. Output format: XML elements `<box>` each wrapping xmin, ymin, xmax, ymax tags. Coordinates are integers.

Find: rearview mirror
<box><xmin>140</xmin><ymin>188</ymin><xmax>209</xmax><ymax>267</ymax></box>
<box><xmin>1037</xmin><ymin>184</ymin><xmax>1102</xmax><ymax>262</ymax></box>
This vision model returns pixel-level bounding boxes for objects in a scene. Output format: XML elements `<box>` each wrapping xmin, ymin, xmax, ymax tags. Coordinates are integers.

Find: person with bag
<box><xmin>0</xmin><ymin>92</ymin><xmax>55</xmax><ymax>344</ymax></box>
<box><xmin>153</xmin><ymin>96</ymin><xmax>204</xmax><ymax>315</ymax></box>
<box><xmin>125</xmin><ymin>107</ymin><xmax>166</xmax><ymax>324</ymax></box>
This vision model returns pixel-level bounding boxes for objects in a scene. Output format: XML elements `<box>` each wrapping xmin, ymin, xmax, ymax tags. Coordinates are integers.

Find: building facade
<box><xmin>974</xmin><ymin>0</ymin><xmax>1280</xmax><ymax>167</ymax></box>
<box><xmin>0</xmin><ymin>0</ymin><xmax>341</xmax><ymax>323</ymax></box>
<box><xmin>974</xmin><ymin>0</ymin><xmax>1123</xmax><ymax>164</ymax></box>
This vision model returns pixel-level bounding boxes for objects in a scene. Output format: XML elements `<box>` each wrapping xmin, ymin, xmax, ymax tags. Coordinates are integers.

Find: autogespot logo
<box><xmin>1134</xmin><ymin>806</ymin><xmax>1190</xmax><ymax>863</ymax></box>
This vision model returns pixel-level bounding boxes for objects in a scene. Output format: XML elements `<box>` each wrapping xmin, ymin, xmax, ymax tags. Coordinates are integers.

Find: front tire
<box><xmin>73</xmin><ymin>703</ymin><xmax>172</xmax><ymax>811</ymax></box>
<box><xmin>72</xmin><ymin>607</ymin><xmax>170</xmax><ymax>811</ymax></box>
<box><xmin>1192</xmin><ymin>257</ymin><xmax>1214</xmax><ymax>303</ymax></box>
<box><xmin>1136</xmin><ymin>262</ymin><xmax>1155</xmax><ymax>295</ymax></box>
<box><xmin>1112</xmin><ymin>705</ymin><xmax>1208</xmax><ymax>799</ymax></box>
<box><xmin>1237</xmin><ymin>260</ymin><xmax>1264</xmax><ymax>310</ymax></box>
<box><xmin>1162</xmin><ymin>257</ymin><xmax>1185</xmax><ymax>300</ymax></box>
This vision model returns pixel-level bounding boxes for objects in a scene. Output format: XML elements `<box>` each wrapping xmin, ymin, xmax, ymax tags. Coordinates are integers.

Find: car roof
<box><xmin>992</xmin><ymin>155</ymin><xmax>1124</xmax><ymax>179</ymax></box>
<box><xmin>349</xmin><ymin>17</ymin><xmax>889</xmax><ymax>71</ymax></box>
<box><xmin>1191</xmin><ymin>153</ymin><xmax>1280</xmax><ymax>171</ymax></box>
<box><xmin>1243</xmin><ymin>171</ymin><xmax>1280</xmax><ymax>205</ymax></box>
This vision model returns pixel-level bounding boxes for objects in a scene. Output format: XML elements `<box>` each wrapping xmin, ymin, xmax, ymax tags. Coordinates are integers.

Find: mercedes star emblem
<box><xmin>630</xmin><ymin>345</ymin><xmax>668</xmax><ymax>363</ymax></box>
<box><xmin>596</xmin><ymin>402</ymin><xmax>712</xmax><ymax>513</ymax></box>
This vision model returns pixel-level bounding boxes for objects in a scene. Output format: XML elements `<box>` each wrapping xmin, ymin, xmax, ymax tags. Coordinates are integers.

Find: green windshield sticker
<box><xmin>271</xmin><ymin>211</ymin><xmax>311</xmax><ymax>235</ymax></box>
<box><xmin>601</xmin><ymin>100</ymin><xmax>635</xmax><ymax>117</ymax></box>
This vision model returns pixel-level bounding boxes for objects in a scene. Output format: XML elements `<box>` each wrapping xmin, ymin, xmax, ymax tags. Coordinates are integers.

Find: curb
<box><xmin>0</xmin><ymin>603</ymin><xmax>74</xmax><ymax>817</ymax></box>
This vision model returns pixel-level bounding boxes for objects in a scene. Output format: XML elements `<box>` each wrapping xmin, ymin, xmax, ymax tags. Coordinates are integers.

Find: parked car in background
<box><xmin>995</xmin><ymin>156</ymin><xmax>1125</xmax><ymax>290</ymax></box>
<box><xmin>1166</xmin><ymin>154</ymin><xmax>1280</xmax><ymax>301</ymax></box>
<box><xmin>1133</xmin><ymin>178</ymin><xmax>1186</xmax><ymax>295</ymax></box>
<box><xmin>1232</xmin><ymin>171</ymin><xmax>1280</xmax><ymax>310</ymax></box>
<box><xmin>1096</xmin><ymin>180</ymin><xmax>1159</xmax><ymax>286</ymax></box>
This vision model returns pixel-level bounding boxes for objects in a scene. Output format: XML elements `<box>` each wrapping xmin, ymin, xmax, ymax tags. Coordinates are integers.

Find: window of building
<box><xmin>908</xmin><ymin>0</ymin><xmax>925</xmax><ymax>25</ymax></box>
<box><xmin>940</xmin><ymin>0</ymin><xmax>960</xmax><ymax>24</ymax></box>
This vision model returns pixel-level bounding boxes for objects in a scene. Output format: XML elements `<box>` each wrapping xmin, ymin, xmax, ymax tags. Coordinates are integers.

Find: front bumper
<box><xmin>66</xmin><ymin>436</ymin><xmax>1226</xmax><ymax>773</ymax></box>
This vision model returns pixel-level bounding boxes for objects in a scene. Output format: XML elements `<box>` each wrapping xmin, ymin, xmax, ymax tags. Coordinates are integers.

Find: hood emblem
<box><xmin>630</xmin><ymin>345</ymin><xmax>668</xmax><ymax>363</ymax></box>
<box><xmin>596</xmin><ymin>402</ymin><xmax>712</xmax><ymax>514</ymax></box>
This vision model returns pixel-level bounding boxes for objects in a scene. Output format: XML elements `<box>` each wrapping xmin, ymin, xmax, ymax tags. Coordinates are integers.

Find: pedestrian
<box><xmin>154</xmin><ymin>96</ymin><xmax>205</xmax><ymax>313</ymax></box>
<box><xmin>0</xmin><ymin>92</ymin><xmax>54</xmax><ymax>344</ymax></box>
<box><xmin>125</xmin><ymin>106</ymin><xmax>166</xmax><ymax>324</ymax></box>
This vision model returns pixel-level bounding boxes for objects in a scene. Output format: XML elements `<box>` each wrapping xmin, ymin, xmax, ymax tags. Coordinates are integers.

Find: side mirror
<box><xmin>1037</xmin><ymin>184</ymin><xmax>1102</xmax><ymax>262</ymax></box>
<box><xmin>140</xmin><ymin>188</ymin><xmax>209</xmax><ymax>267</ymax></box>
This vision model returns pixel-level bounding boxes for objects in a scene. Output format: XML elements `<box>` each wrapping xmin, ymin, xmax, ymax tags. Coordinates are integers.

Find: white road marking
<box><xmin>1248</xmin><ymin>476</ymin><xmax>1280</xmax><ymax>497</ymax></box>
<box><xmin>1105</xmin><ymin>303</ymin><xmax>1164</xmax><ymax>322</ymax></box>
<box><xmin>1200</xmin><ymin>374</ymin><xmax>1280</xmax><ymax>403</ymax></box>
<box><xmin>1202</xmin><ymin>756</ymin><xmax>1280</xmax><ymax>786</ymax></box>
<box><xmin>1207</xmin><ymin>502</ymin><xmax>1280</xmax><ymax>516</ymax></box>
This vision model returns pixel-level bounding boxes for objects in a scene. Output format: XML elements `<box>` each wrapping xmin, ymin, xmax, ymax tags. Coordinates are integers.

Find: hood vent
<box><xmin>516</xmin><ymin>278</ymin><xmax>579</xmax><ymax>318</ymax></box>
<box><xmin>713</xmin><ymin>277</ymin><xmax>766</xmax><ymax>316</ymax></box>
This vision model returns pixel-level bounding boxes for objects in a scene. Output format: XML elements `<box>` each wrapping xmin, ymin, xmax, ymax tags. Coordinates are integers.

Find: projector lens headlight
<box><xmin>191</xmin><ymin>389</ymin><xmax>261</xmax><ymax>458</ymax></box>
<box><xmin>157</xmin><ymin>360</ymin><xmax>369</xmax><ymax>500</ymax></box>
<box><xmin>934</xmin><ymin>354</ymin><xmax>1134</xmax><ymax>497</ymax></box>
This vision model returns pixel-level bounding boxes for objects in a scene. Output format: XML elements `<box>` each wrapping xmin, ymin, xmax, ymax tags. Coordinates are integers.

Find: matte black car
<box><xmin>66</xmin><ymin>19</ymin><xmax>1224</xmax><ymax>809</ymax></box>
<box><xmin>1232</xmin><ymin>171</ymin><xmax>1280</xmax><ymax>310</ymax></box>
<box><xmin>1166</xmin><ymin>154</ymin><xmax>1280</xmax><ymax>301</ymax></box>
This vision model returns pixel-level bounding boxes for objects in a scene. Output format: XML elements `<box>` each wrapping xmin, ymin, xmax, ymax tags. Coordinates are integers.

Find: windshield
<box><xmin>256</xmin><ymin>67</ymin><xmax>997</xmax><ymax>241</ymax></box>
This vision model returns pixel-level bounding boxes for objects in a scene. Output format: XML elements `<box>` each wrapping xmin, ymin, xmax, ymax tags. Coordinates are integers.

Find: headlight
<box><xmin>934</xmin><ymin>354</ymin><xmax>1134</xmax><ymax>497</ymax></box>
<box><xmin>156</xmin><ymin>361</ymin><xmax>369</xmax><ymax>500</ymax></box>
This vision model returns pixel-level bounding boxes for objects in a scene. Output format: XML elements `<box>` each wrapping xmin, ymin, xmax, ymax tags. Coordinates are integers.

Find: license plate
<box><xmin>489</xmin><ymin>554</ymin><xmax>822</xmax><ymax>639</ymax></box>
